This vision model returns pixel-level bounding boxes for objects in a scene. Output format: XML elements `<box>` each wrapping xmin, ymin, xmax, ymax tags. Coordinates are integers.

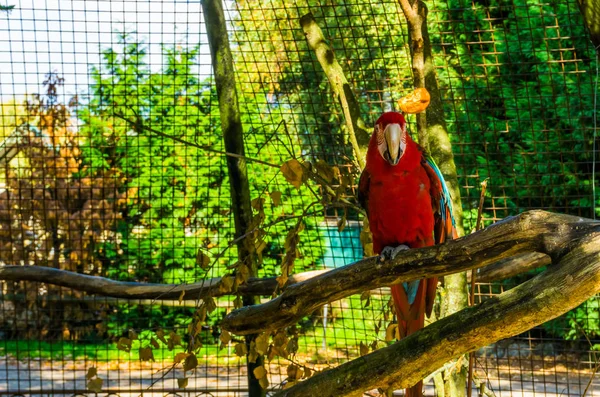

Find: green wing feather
<box><xmin>422</xmin><ymin>154</ymin><xmax>458</xmax><ymax>243</ymax></box>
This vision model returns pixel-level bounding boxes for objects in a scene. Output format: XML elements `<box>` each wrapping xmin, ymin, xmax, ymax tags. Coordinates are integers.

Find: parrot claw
<box><xmin>379</xmin><ymin>244</ymin><xmax>410</xmax><ymax>262</ymax></box>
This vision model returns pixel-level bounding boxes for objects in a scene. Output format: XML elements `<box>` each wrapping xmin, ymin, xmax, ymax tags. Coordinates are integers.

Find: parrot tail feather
<box><xmin>390</xmin><ymin>283</ymin><xmax>427</xmax><ymax>397</ymax></box>
<box><xmin>390</xmin><ymin>283</ymin><xmax>426</xmax><ymax>339</ymax></box>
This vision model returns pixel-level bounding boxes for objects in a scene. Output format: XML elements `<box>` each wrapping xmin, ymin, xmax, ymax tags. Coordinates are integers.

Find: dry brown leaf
<box><xmin>280</xmin><ymin>159</ymin><xmax>304</xmax><ymax>189</ymax></box>
<box><xmin>139</xmin><ymin>347</ymin><xmax>154</xmax><ymax>361</ymax></box>
<box><xmin>219</xmin><ymin>276</ymin><xmax>234</xmax><ymax>294</ymax></box>
<box><xmin>385</xmin><ymin>323</ymin><xmax>398</xmax><ymax>342</ymax></box>
<box><xmin>174</xmin><ymin>352</ymin><xmax>189</xmax><ymax>363</ymax></box>
<box><xmin>86</xmin><ymin>367</ymin><xmax>97</xmax><ymax>380</ymax></box>
<box><xmin>87</xmin><ymin>377</ymin><xmax>103</xmax><ymax>393</ymax></box>
<box><xmin>259</xmin><ymin>376</ymin><xmax>270</xmax><ymax>389</ymax></box>
<box><xmin>314</xmin><ymin>159</ymin><xmax>334</xmax><ymax>183</ymax></box>
<box><xmin>183</xmin><ymin>353</ymin><xmax>198</xmax><ymax>372</ymax></box>
<box><xmin>270</xmin><ymin>190</ymin><xmax>282</xmax><ymax>206</ymax></box>
<box><xmin>196</xmin><ymin>250</ymin><xmax>210</xmax><ymax>269</ymax></box>
<box><xmin>255</xmin><ymin>332</ymin><xmax>270</xmax><ymax>355</ymax></box>
<box><xmin>253</xmin><ymin>365</ymin><xmax>267</xmax><ymax>379</ymax></box>
<box><xmin>359</xmin><ymin>341</ymin><xmax>369</xmax><ymax>356</ymax></box>
<box><xmin>283</xmin><ymin>380</ymin><xmax>297</xmax><ymax>389</ymax></box>
<box><xmin>234</xmin><ymin>342</ymin><xmax>247</xmax><ymax>357</ymax></box>
<box><xmin>116</xmin><ymin>337</ymin><xmax>132</xmax><ymax>352</ymax></box>
<box><xmin>220</xmin><ymin>330</ymin><xmax>232</xmax><ymax>345</ymax></box>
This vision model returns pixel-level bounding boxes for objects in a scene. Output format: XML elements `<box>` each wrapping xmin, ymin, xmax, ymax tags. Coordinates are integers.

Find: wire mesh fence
<box><xmin>0</xmin><ymin>0</ymin><xmax>598</xmax><ymax>396</ymax></box>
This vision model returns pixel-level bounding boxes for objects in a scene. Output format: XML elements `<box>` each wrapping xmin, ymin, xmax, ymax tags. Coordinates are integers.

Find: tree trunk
<box><xmin>397</xmin><ymin>0</ymin><xmax>468</xmax><ymax>394</ymax></box>
<box><xmin>202</xmin><ymin>1</ymin><xmax>265</xmax><ymax>396</ymax></box>
<box><xmin>300</xmin><ymin>13</ymin><xmax>371</xmax><ymax>168</ymax></box>
<box><xmin>576</xmin><ymin>0</ymin><xmax>600</xmax><ymax>50</ymax></box>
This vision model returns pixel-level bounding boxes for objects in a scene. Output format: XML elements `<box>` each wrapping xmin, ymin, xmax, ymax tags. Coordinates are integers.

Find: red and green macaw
<box><xmin>359</xmin><ymin>111</ymin><xmax>457</xmax><ymax>397</ymax></box>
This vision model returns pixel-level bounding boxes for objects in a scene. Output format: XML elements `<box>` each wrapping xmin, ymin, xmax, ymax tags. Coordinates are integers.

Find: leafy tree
<box><xmin>234</xmin><ymin>1</ymin><xmax>412</xmax><ymax>163</ymax></box>
<box><xmin>234</xmin><ymin>0</ymin><xmax>597</xmax><ymax>221</ymax></box>
<box><xmin>78</xmin><ymin>37</ymin><xmax>224</xmax><ymax>284</ymax></box>
<box><xmin>78</xmin><ymin>34</ymin><xmax>328</xmax><ymax>285</ymax></box>
<box><xmin>427</xmin><ymin>0</ymin><xmax>598</xmax><ymax>341</ymax></box>
<box><xmin>72</xmin><ymin>35</ymin><xmax>329</xmax><ymax>338</ymax></box>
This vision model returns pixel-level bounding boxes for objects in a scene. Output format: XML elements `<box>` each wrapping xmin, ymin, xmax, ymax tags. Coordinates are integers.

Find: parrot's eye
<box><xmin>376</xmin><ymin>123</ymin><xmax>406</xmax><ymax>166</ymax></box>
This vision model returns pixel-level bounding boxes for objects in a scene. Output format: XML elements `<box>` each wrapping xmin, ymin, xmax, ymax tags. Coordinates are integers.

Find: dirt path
<box><xmin>0</xmin><ymin>356</ymin><xmax>598</xmax><ymax>396</ymax></box>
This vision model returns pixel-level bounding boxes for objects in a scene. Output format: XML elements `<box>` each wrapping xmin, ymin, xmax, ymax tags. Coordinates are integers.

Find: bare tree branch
<box><xmin>0</xmin><ymin>266</ymin><xmax>328</xmax><ymax>301</ymax></box>
<box><xmin>274</xmin><ymin>230</ymin><xmax>600</xmax><ymax>397</ymax></box>
<box><xmin>220</xmin><ymin>210</ymin><xmax>599</xmax><ymax>335</ymax></box>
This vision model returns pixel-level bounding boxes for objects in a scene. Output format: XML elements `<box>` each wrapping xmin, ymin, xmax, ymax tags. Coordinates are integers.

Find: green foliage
<box><xmin>235</xmin><ymin>0</ymin><xmax>413</xmax><ymax>162</ymax></box>
<box><xmin>428</xmin><ymin>0</ymin><xmax>599</xmax><ymax>341</ymax></box>
<box><xmin>78</xmin><ymin>35</ymin><xmax>226</xmax><ymax>284</ymax></box>
<box><xmin>431</xmin><ymin>0</ymin><xmax>598</xmax><ymax>220</ymax></box>
<box><xmin>544</xmin><ymin>297</ymin><xmax>600</xmax><ymax>341</ymax></box>
<box><xmin>78</xmin><ymin>34</ymin><xmax>327</xmax><ymax>286</ymax></box>
<box><xmin>73</xmin><ymin>33</ymin><xmax>328</xmax><ymax>335</ymax></box>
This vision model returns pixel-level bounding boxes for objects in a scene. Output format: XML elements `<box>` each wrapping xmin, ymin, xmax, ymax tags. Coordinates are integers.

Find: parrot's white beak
<box><xmin>384</xmin><ymin>123</ymin><xmax>403</xmax><ymax>166</ymax></box>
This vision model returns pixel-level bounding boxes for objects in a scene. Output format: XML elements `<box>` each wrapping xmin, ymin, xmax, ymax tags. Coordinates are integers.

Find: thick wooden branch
<box><xmin>300</xmin><ymin>13</ymin><xmax>370</xmax><ymax>168</ymax></box>
<box><xmin>471</xmin><ymin>251</ymin><xmax>550</xmax><ymax>284</ymax></box>
<box><xmin>275</xmin><ymin>230</ymin><xmax>600</xmax><ymax>397</ymax></box>
<box><xmin>0</xmin><ymin>266</ymin><xmax>328</xmax><ymax>301</ymax></box>
<box><xmin>577</xmin><ymin>0</ymin><xmax>600</xmax><ymax>50</ymax></box>
<box><xmin>397</xmin><ymin>0</ymin><xmax>427</xmax><ymax>146</ymax></box>
<box><xmin>220</xmin><ymin>210</ymin><xmax>600</xmax><ymax>335</ymax></box>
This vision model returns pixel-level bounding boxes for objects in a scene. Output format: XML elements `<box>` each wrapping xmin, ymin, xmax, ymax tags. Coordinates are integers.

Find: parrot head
<box><xmin>373</xmin><ymin>111</ymin><xmax>408</xmax><ymax>166</ymax></box>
